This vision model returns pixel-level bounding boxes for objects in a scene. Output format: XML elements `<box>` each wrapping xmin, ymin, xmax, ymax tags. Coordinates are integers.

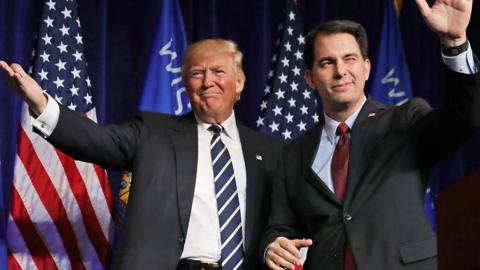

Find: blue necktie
<box><xmin>209</xmin><ymin>124</ymin><xmax>244</xmax><ymax>270</ymax></box>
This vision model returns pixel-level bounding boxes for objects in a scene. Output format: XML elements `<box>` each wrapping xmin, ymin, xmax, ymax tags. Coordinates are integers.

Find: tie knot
<box><xmin>336</xmin><ymin>122</ymin><xmax>349</xmax><ymax>135</ymax></box>
<box><xmin>209</xmin><ymin>124</ymin><xmax>223</xmax><ymax>135</ymax></box>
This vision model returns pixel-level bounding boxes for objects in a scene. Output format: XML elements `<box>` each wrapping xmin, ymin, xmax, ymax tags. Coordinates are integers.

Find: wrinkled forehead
<box><xmin>313</xmin><ymin>33</ymin><xmax>362</xmax><ymax>58</ymax></box>
<box><xmin>184</xmin><ymin>49</ymin><xmax>235</xmax><ymax>69</ymax></box>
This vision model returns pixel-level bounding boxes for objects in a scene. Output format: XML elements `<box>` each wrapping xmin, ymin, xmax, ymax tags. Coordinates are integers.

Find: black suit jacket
<box><xmin>45</xmin><ymin>109</ymin><xmax>282</xmax><ymax>270</ymax></box>
<box><xmin>262</xmin><ymin>69</ymin><xmax>480</xmax><ymax>270</ymax></box>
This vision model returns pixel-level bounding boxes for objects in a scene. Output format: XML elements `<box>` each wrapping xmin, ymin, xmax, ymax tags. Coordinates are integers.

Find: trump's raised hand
<box><xmin>0</xmin><ymin>61</ymin><xmax>47</xmax><ymax>116</ymax></box>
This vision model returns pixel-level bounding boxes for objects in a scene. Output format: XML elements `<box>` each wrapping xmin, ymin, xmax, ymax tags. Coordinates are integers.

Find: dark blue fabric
<box><xmin>0</xmin><ymin>0</ymin><xmax>42</xmax><ymax>266</ymax></box>
<box><xmin>366</xmin><ymin>0</ymin><xmax>413</xmax><ymax>105</ymax></box>
<box><xmin>139</xmin><ymin>0</ymin><xmax>189</xmax><ymax>115</ymax></box>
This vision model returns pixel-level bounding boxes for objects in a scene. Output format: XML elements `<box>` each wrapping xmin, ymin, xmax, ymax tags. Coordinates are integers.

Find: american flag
<box><xmin>256</xmin><ymin>0</ymin><xmax>320</xmax><ymax>141</ymax></box>
<box><xmin>6</xmin><ymin>0</ymin><xmax>114</xmax><ymax>269</ymax></box>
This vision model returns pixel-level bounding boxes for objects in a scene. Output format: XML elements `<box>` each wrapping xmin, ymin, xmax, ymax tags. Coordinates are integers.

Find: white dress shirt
<box><xmin>180</xmin><ymin>112</ymin><xmax>247</xmax><ymax>262</ymax></box>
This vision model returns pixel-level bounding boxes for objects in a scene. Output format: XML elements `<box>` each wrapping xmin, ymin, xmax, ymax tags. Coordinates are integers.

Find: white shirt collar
<box><xmin>195</xmin><ymin>111</ymin><xmax>238</xmax><ymax>140</ymax></box>
<box><xmin>324</xmin><ymin>96</ymin><xmax>366</xmax><ymax>142</ymax></box>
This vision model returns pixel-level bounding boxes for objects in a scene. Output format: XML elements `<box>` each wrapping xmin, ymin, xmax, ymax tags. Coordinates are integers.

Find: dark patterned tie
<box><xmin>209</xmin><ymin>124</ymin><xmax>244</xmax><ymax>270</ymax></box>
<box><xmin>331</xmin><ymin>122</ymin><xmax>356</xmax><ymax>270</ymax></box>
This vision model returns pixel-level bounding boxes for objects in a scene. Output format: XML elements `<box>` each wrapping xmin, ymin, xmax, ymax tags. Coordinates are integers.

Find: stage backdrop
<box><xmin>1</xmin><ymin>0</ymin><xmax>480</xmax><ymax>261</ymax></box>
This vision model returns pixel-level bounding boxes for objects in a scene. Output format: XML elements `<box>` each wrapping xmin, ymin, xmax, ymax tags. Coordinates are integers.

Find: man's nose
<box><xmin>334</xmin><ymin>62</ymin><xmax>347</xmax><ymax>78</ymax></box>
<box><xmin>202</xmin><ymin>71</ymin><xmax>214</xmax><ymax>88</ymax></box>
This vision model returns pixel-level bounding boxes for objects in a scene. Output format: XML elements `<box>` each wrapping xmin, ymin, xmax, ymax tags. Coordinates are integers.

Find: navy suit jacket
<box><xmin>46</xmin><ymin>109</ymin><xmax>282</xmax><ymax>270</ymax></box>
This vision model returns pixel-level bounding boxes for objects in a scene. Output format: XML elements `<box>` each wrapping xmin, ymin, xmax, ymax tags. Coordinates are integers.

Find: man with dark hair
<box><xmin>263</xmin><ymin>0</ymin><xmax>479</xmax><ymax>269</ymax></box>
<box><xmin>1</xmin><ymin>39</ymin><xmax>281</xmax><ymax>270</ymax></box>
<box><xmin>303</xmin><ymin>20</ymin><xmax>369</xmax><ymax>69</ymax></box>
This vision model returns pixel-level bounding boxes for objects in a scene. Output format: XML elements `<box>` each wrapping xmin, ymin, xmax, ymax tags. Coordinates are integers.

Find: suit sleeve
<box><xmin>408</xmin><ymin>67</ymin><xmax>480</xmax><ymax>167</ymax></box>
<box><xmin>260</xmin><ymin>144</ymin><xmax>306</xmax><ymax>260</ymax></box>
<box><xmin>42</xmin><ymin>105</ymin><xmax>146</xmax><ymax>170</ymax></box>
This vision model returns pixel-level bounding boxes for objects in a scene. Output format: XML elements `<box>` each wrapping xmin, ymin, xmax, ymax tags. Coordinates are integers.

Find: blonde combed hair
<box><xmin>181</xmin><ymin>39</ymin><xmax>245</xmax><ymax>82</ymax></box>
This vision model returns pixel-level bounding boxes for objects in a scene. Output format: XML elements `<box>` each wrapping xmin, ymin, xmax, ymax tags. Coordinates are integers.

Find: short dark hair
<box><xmin>304</xmin><ymin>20</ymin><xmax>369</xmax><ymax>69</ymax></box>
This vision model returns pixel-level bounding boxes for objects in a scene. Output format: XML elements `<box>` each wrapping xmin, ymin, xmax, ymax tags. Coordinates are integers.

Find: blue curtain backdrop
<box><xmin>1</xmin><ymin>0</ymin><xmax>480</xmax><ymax>255</ymax></box>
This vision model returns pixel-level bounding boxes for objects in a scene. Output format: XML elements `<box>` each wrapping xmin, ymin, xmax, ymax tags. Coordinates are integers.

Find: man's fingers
<box><xmin>277</xmin><ymin>239</ymin><xmax>302</xmax><ymax>260</ymax></box>
<box><xmin>266</xmin><ymin>237</ymin><xmax>306</xmax><ymax>270</ymax></box>
<box><xmin>414</xmin><ymin>0</ymin><xmax>431</xmax><ymax>18</ymax></box>
<box><xmin>293</xmin><ymin>238</ymin><xmax>313</xmax><ymax>248</ymax></box>
<box><xmin>265</xmin><ymin>237</ymin><xmax>312</xmax><ymax>270</ymax></box>
<box><xmin>0</xmin><ymin>61</ymin><xmax>15</xmax><ymax>77</ymax></box>
<box><xmin>13</xmin><ymin>73</ymin><xmax>27</xmax><ymax>90</ymax></box>
<box><xmin>11</xmin><ymin>63</ymin><xmax>27</xmax><ymax>78</ymax></box>
<box><xmin>0</xmin><ymin>61</ymin><xmax>20</xmax><ymax>90</ymax></box>
<box><xmin>266</xmin><ymin>253</ymin><xmax>295</xmax><ymax>270</ymax></box>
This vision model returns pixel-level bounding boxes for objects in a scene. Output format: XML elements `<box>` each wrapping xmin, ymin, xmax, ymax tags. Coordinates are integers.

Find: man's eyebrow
<box><xmin>318</xmin><ymin>56</ymin><xmax>336</xmax><ymax>62</ymax></box>
<box><xmin>188</xmin><ymin>66</ymin><xmax>205</xmax><ymax>71</ymax></box>
<box><xmin>344</xmin><ymin>52</ymin><xmax>360</xmax><ymax>58</ymax></box>
<box><xmin>318</xmin><ymin>52</ymin><xmax>360</xmax><ymax>62</ymax></box>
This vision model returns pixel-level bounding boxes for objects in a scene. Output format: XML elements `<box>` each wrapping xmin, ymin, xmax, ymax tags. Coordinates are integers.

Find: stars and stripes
<box><xmin>6</xmin><ymin>0</ymin><xmax>114</xmax><ymax>269</ymax></box>
<box><xmin>256</xmin><ymin>0</ymin><xmax>320</xmax><ymax>141</ymax></box>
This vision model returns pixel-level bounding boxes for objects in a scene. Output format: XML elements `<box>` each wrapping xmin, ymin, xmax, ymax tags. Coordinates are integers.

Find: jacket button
<box><xmin>178</xmin><ymin>237</ymin><xmax>185</xmax><ymax>243</ymax></box>
<box><xmin>344</xmin><ymin>214</ymin><xmax>352</xmax><ymax>221</ymax></box>
<box><xmin>333</xmin><ymin>253</ymin><xmax>339</xmax><ymax>260</ymax></box>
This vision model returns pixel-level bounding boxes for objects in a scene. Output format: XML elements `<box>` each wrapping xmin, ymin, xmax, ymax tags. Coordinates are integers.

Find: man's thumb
<box><xmin>293</xmin><ymin>238</ymin><xmax>313</xmax><ymax>248</ymax></box>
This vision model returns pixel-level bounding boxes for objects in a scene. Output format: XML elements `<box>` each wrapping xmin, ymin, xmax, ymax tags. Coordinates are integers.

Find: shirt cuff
<box><xmin>31</xmin><ymin>93</ymin><xmax>60</xmax><ymax>137</ymax></box>
<box><xmin>263</xmin><ymin>243</ymin><xmax>273</xmax><ymax>263</ymax></box>
<box><xmin>442</xmin><ymin>42</ymin><xmax>478</xmax><ymax>74</ymax></box>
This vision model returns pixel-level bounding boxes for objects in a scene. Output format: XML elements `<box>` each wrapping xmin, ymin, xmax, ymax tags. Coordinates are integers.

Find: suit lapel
<box><xmin>170</xmin><ymin>112</ymin><xmax>198</xmax><ymax>236</ymax></box>
<box><xmin>344</xmin><ymin>99</ymin><xmax>385</xmax><ymax>208</ymax></box>
<box><xmin>301</xmin><ymin>119</ymin><xmax>341</xmax><ymax>206</ymax></box>
<box><xmin>237</xmin><ymin>123</ymin><xmax>262</xmax><ymax>249</ymax></box>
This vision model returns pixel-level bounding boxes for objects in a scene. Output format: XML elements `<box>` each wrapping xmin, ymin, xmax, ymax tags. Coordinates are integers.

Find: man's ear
<box><xmin>234</xmin><ymin>72</ymin><xmax>245</xmax><ymax>100</ymax></box>
<box><xmin>304</xmin><ymin>69</ymin><xmax>315</xmax><ymax>89</ymax></box>
<box><xmin>364</xmin><ymin>58</ymin><xmax>371</xmax><ymax>81</ymax></box>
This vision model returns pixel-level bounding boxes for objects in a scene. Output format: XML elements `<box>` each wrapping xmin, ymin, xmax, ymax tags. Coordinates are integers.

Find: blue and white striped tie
<box><xmin>209</xmin><ymin>124</ymin><xmax>244</xmax><ymax>270</ymax></box>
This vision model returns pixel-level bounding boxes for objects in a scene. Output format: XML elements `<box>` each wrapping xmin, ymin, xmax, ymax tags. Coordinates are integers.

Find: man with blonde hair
<box><xmin>1</xmin><ymin>38</ymin><xmax>281</xmax><ymax>270</ymax></box>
